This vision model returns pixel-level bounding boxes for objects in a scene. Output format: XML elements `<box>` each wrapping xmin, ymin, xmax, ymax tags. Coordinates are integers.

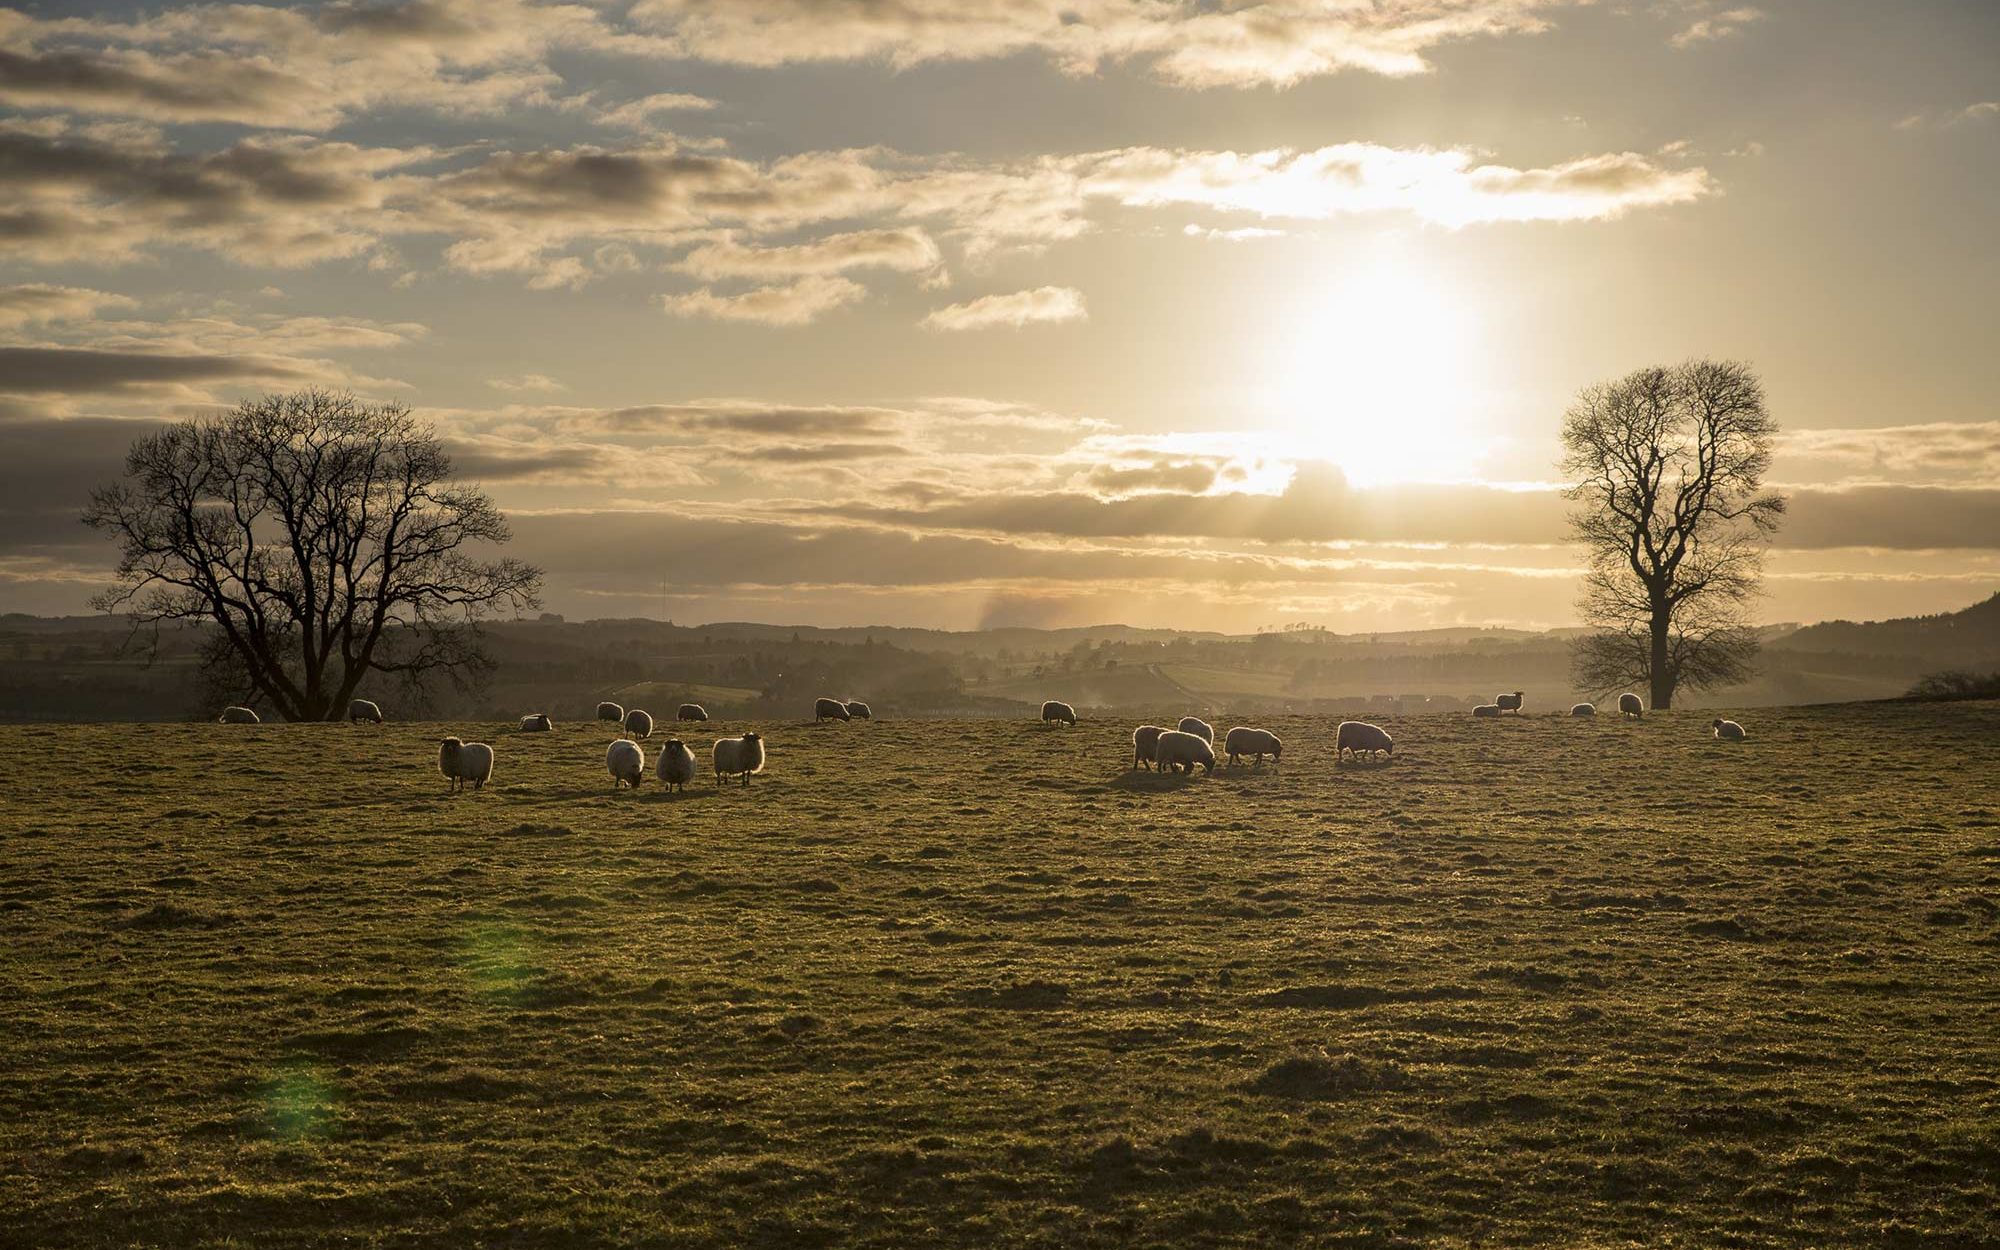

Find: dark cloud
<box><xmin>0</xmin><ymin>346</ymin><xmax>307</xmax><ymax>392</ymax></box>
<box><xmin>1782</xmin><ymin>485</ymin><xmax>2000</xmax><ymax>551</ymax></box>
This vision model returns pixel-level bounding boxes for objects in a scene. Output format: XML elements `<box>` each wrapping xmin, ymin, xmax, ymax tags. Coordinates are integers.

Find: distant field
<box><xmin>3</xmin><ymin>703</ymin><xmax>1997</xmax><ymax>1247</ymax></box>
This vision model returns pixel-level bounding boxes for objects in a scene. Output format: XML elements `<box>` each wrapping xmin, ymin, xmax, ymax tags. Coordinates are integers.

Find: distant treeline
<box><xmin>4</xmin><ymin>593</ymin><xmax>1995</xmax><ymax>722</ymax></box>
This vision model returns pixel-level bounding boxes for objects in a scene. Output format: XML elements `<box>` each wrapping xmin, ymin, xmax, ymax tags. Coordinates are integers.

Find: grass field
<box><xmin>3</xmin><ymin>702</ymin><xmax>1997</xmax><ymax>1247</ymax></box>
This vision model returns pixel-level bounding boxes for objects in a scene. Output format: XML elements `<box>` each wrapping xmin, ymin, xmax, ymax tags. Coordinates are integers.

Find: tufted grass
<box><xmin>2</xmin><ymin>701</ymin><xmax>1997</xmax><ymax>1247</ymax></box>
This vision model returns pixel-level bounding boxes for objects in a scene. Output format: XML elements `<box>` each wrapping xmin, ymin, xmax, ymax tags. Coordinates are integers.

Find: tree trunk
<box><xmin>1649</xmin><ymin>611</ymin><xmax>1674</xmax><ymax>710</ymax></box>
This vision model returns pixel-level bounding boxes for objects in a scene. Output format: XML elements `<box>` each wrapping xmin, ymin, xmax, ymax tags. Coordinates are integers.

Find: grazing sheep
<box><xmin>1131</xmin><ymin>724</ymin><xmax>1165</xmax><ymax>770</ymax></box>
<box><xmin>607</xmin><ymin>738</ymin><xmax>645</xmax><ymax>789</ymax></box>
<box><xmin>1336</xmin><ymin>720</ymin><xmax>1394</xmax><ymax>763</ymax></box>
<box><xmin>1472</xmin><ymin>704</ymin><xmax>1502</xmax><ymax>719</ymax></box>
<box><xmin>623</xmin><ymin>708</ymin><xmax>654</xmax><ymax>739</ymax></box>
<box><xmin>1153</xmin><ymin>729</ymin><xmax>1215</xmax><ymax>775</ymax></box>
<box><xmin>1496</xmin><ymin>691</ymin><xmax>1525</xmax><ymax>714</ymax></box>
<box><xmin>348</xmin><ymin>698</ymin><xmax>383</xmax><ymax>724</ymax></box>
<box><xmin>844</xmin><ymin>700</ymin><xmax>872</xmax><ymax>720</ymax></box>
<box><xmin>713</xmin><ymin>732</ymin><xmax>766</xmax><ymax>786</ymax></box>
<box><xmin>1571</xmin><ymin>702</ymin><xmax>1596</xmax><ymax>717</ymax></box>
<box><xmin>1619</xmin><ymin>693</ymin><xmax>1644</xmax><ymax>719</ymax></box>
<box><xmin>217</xmin><ymin>706</ymin><xmax>260</xmax><ymax>724</ymax></box>
<box><xmin>437</xmin><ymin>737</ymin><xmax>494</xmax><ymax>793</ymax></box>
<box><xmin>677</xmin><ymin>703</ymin><xmax>709</xmax><ymax>722</ymax></box>
<box><xmin>596</xmin><ymin>701</ymin><xmax>624</xmax><ymax>723</ymax></box>
<box><xmin>814</xmin><ymin>697</ymin><xmax>851</xmax><ymax>723</ymax></box>
<box><xmin>1223</xmin><ymin>726</ymin><xmax>1283</xmax><ymax>769</ymax></box>
<box><xmin>1177</xmin><ymin>716</ymin><xmax>1215</xmax><ymax>744</ymax></box>
<box><xmin>656</xmin><ymin>738</ymin><xmax>697</xmax><ymax>792</ymax></box>
<box><xmin>1712</xmin><ymin>718</ymin><xmax>1747</xmax><ymax>741</ymax></box>
<box><xmin>1041</xmin><ymin>700</ymin><xmax>1077</xmax><ymax>727</ymax></box>
<box><xmin>518</xmin><ymin>713</ymin><xmax>552</xmax><ymax>733</ymax></box>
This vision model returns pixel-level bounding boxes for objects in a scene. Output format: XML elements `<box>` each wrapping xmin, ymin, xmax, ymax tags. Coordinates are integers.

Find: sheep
<box><xmin>713</xmin><ymin>732</ymin><xmax>766</xmax><ymax>786</ymax></box>
<box><xmin>1619</xmin><ymin>693</ymin><xmax>1644</xmax><ymax>719</ymax></box>
<box><xmin>437</xmin><ymin>737</ymin><xmax>494</xmax><ymax>793</ymax></box>
<box><xmin>815</xmin><ymin>697</ymin><xmax>851</xmax><ymax>723</ymax></box>
<box><xmin>844</xmin><ymin>700</ymin><xmax>872</xmax><ymax>720</ymax></box>
<box><xmin>1153</xmin><ymin>729</ymin><xmax>1215</xmax><ymax>775</ymax></box>
<box><xmin>348</xmin><ymin>698</ymin><xmax>383</xmax><ymax>724</ymax></box>
<box><xmin>1571</xmin><ymin>702</ymin><xmax>1596</xmax><ymax>717</ymax></box>
<box><xmin>1712</xmin><ymin>718</ymin><xmax>1747</xmax><ymax>742</ymax></box>
<box><xmin>607</xmin><ymin>738</ymin><xmax>645</xmax><ymax>789</ymax></box>
<box><xmin>623</xmin><ymin>708</ymin><xmax>654</xmax><ymax>739</ymax></box>
<box><xmin>1131</xmin><ymin>724</ymin><xmax>1165</xmax><ymax>770</ymax></box>
<box><xmin>1336</xmin><ymin>720</ymin><xmax>1394</xmax><ymax>763</ymax></box>
<box><xmin>1223</xmin><ymin>726</ymin><xmax>1283</xmax><ymax>769</ymax></box>
<box><xmin>655</xmin><ymin>738</ymin><xmax>697</xmax><ymax>792</ymax></box>
<box><xmin>1041</xmin><ymin>700</ymin><xmax>1077</xmax><ymax>727</ymax></box>
<box><xmin>1177</xmin><ymin>716</ymin><xmax>1215</xmax><ymax>744</ymax></box>
<box><xmin>1496</xmin><ymin>691</ymin><xmax>1525</xmax><ymax>714</ymax></box>
<box><xmin>677</xmin><ymin>703</ymin><xmax>709</xmax><ymax>723</ymax></box>
<box><xmin>1472</xmin><ymin>704</ymin><xmax>1502</xmax><ymax>718</ymax></box>
<box><xmin>596</xmin><ymin>701</ymin><xmax>624</xmax><ymax>723</ymax></box>
<box><xmin>217</xmin><ymin>706</ymin><xmax>260</xmax><ymax>724</ymax></box>
<box><xmin>518</xmin><ymin>713</ymin><xmax>552</xmax><ymax>733</ymax></box>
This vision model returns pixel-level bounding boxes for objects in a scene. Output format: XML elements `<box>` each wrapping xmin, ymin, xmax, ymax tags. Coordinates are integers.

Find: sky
<box><xmin>0</xmin><ymin>0</ymin><xmax>1995</xmax><ymax>633</ymax></box>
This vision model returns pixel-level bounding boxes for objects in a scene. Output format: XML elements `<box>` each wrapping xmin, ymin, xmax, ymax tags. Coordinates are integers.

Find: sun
<box><xmin>1257</xmin><ymin>244</ymin><xmax>1493</xmax><ymax>486</ymax></box>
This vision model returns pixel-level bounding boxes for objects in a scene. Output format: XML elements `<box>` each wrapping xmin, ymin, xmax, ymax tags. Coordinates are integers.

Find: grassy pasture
<box><xmin>2</xmin><ymin>702</ymin><xmax>1997</xmax><ymax>1248</ymax></box>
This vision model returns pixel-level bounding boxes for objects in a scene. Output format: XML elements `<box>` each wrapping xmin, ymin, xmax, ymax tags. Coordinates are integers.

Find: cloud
<box><xmin>1779</xmin><ymin>422</ymin><xmax>2000</xmax><ymax>485</ymax></box>
<box><xmin>1669</xmin><ymin>7</ymin><xmax>1764</xmax><ymax>49</ymax></box>
<box><xmin>922</xmin><ymin>286</ymin><xmax>1086</xmax><ymax>332</ymax></box>
<box><xmin>629</xmin><ymin>0</ymin><xmax>1588</xmax><ymax>88</ymax></box>
<box><xmin>1897</xmin><ymin>102</ymin><xmax>2000</xmax><ymax>131</ymax></box>
<box><xmin>488</xmin><ymin>372</ymin><xmax>565</xmax><ymax>393</ymax></box>
<box><xmin>0</xmin><ymin>345</ymin><xmax>308</xmax><ymax>393</ymax></box>
<box><xmin>0</xmin><ymin>283</ymin><xmax>136</xmax><ymax>328</ymax></box>
<box><xmin>660</xmin><ymin>274</ymin><xmax>868</xmax><ymax>325</ymax></box>
<box><xmin>1077</xmin><ymin>144</ymin><xmax>1715</xmax><ymax>227</ymax></box>
<box><xmin>597</xmin><ymin>91</ymin><xmax>719</xmax><ymax>129</ymax></box>
<box><xmin>676</xmin><ymin>228</ymin><xmax>941</xmax><ymax>280</ymax></box>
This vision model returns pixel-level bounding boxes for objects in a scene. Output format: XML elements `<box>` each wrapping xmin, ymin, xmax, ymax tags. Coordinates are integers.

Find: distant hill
<box><xmin>1770</xmin><ymin>592</ymin><xmax>2000</xmax><ymax>667</ymax></box>
<box><xmin>4</xmin><ymin>592</ymin><xmax>1997</xmax><ymax>721</ymax></box>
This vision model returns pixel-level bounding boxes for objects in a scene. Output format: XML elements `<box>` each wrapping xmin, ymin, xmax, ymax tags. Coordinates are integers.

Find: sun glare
<box><xmin>1260</xmin><ymin>246</ymin><xmax>1494</xmax><ymax>486</ymax></box>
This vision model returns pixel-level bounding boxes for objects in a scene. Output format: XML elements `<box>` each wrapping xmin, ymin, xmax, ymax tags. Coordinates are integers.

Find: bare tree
<box><xmin>83</xmin><ymin>390</ymin><xmax>542</xmax><ymax>721</ymax></box>
<box><xmin>1559</xmin><ymin>359</ymin><xmax>1785</xmax><ymax>710</ymax></box>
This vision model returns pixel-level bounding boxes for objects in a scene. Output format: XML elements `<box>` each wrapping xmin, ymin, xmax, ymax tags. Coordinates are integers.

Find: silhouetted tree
<box><xmin>83</xmin><ymin>390</ymin><xmax>542</xmax><ymax>720</ymax></box>
<box><xmin>1559</xmin><ymin>360</ymin><xmax>1785</xmax><ymax>709</ymax></box>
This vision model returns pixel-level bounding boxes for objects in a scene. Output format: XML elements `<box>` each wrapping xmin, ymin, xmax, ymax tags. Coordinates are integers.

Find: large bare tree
<box><xmin>83</xmin><ymin>390</ymin><xmax>542</xmax><ymax>721</ymax></box>
<box><xmin>1559</xmin><ymin>359</ymin><xmax>1785</xmax><ymax>710</ymax></box>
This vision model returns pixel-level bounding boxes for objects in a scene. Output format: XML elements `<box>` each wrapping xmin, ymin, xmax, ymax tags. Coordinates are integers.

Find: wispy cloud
<box><xmin>1669</xmin><ymin>6</ymin><xmax>1765</xmax><ymax>49</ymax></box>
<box><xmin>660</xmin><ymin>274</ymin><xmax>868</xmax><ymax>325</ymax></box>
<box><xmin>922</xmin><ymin>286</ymin><xmax>1086</xmax><ymax>332</ymax></box>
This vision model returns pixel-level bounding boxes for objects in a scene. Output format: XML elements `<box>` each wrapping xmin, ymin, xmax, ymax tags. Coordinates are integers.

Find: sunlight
<box><xmin>1258</xmin><ymin>244</ymin><xmax>1493</xmax><ymax>486</ymax></box>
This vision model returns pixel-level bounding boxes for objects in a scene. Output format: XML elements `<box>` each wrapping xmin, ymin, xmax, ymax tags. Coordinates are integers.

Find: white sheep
<box><xmin>596</xmin><ymin>701</ymin><xmax>624</xmax><ymax>723</ymax></box>
<box><xmin>438</xmin><ymin>737</ymin><xmax>493</xmax><ymax>793</ymax></box>
<box><xmin>1496</xmin><ymin>691</ymin><xmax>1525</xmax><ymax>714</ymax></box>
<box><xmin>815</xmin><ymin>697</ymin><xmax>851</xmax><ymax>723</ymax></box>
<box><xmin>348</xmin><ymin>698</ymin><xmax>382</xmax><ymax>723</ymax></box>
<box><xmin>217</xmin><ymin>706</ymin><xmax>260</xmax><ymax>724</ymax></box>
<box><xmin>656</xmin><ymin>738</ymin><xmax>697</xmax><ymax>792</ymax></box>
<box><xmin>1223</xmin><ymin>726</ymin><xmax>1282</xmax><ymax>769</ymax></box>
<box><xmin>1619</xmin><ymin>693</ymin><xmax>1644</xmax><ymax>719</ymax></box>
<box><xmin>1041</xmin><ymin>700</ymin><xmax>1077</xmax><ymax>727</ymax></box>
<box><xmin>1131</xmin><ymin>724</ymin><xmax>1165</xmax><ymax>770</ymax></box>
<box><xmin>1336</xmin><ymin>720</ymin><xmax>1394</xmax><ymax>762</ymax></box>
<box><xmin>1571</xmin><ymin>702</ymin><xmax>1595</xmax><ymax>717</ymax></box>
<box><xmin>1712</xmin><ymin>718</ymin><xmax>1747</xmax><ymax>741</ymax></box>
<box><xmin>1177</xmin><ymin>716</ymin><xmax>1214</xmax><ymax>744</ymax></box>
<box><xmin>677</xmin><ymin>703</ymin><xmax>709</xmax><ymax>722</ymax></box>
<box><xmin>713</xmin><ymin>732</ymin><xmax>766</xmax><ymax>786</ymax></box>
<box><xmin>607</xmin><ymin>738</ymin><xmax>645</xmax><ymax>789</ymax></box>
<box><xmin>518</xmin><ymin>713</ymin><xmax>552</xmax><ymax>732</ymax></box>
<box><xmin>623</xmin><ymin>708</ymin><xmax>654</xmax><ymax>739</ymax></box>
<box><xmin>1153</xmin><ymin>729</ymin><xmax>1215</xmax><ymax>775</ymax></box>
<box><xmin>844</xmin><ymin>700</ymin><xmax>872</xmax><ymax>720</ymax></box>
